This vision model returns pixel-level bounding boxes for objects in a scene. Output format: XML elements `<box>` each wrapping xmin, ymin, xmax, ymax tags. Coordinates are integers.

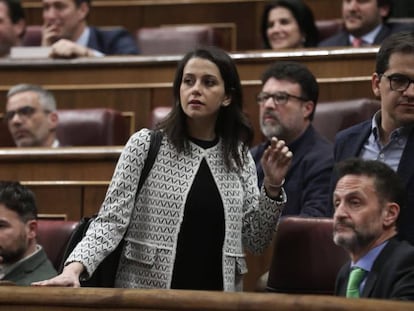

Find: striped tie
<box><xmin>352</xmin><ymin>37</ymin><xmax>363</xmax><ymax>47</ymax></box>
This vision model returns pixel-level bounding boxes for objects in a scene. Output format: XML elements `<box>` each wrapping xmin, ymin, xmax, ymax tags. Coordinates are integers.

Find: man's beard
<box><xmin>261</xmin><ymin>114</ymin><xmax>285</xmax><ymax>139</ymax></box>
<box><xmin>0</xmin><ymin>235</ymin><xmax>27</xmax><ymax>265</ymax></box>
<box><xmin>333</xmin><ymin>221</ymin><xmax>377</xmax><ymax>252</ymax></box>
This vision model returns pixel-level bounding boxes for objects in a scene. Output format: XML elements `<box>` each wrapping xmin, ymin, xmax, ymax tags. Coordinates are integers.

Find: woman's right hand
<box><xmin>32</xmin><ymin>262</ymin><xmax>85</xmax><ymax>287</ymax></box>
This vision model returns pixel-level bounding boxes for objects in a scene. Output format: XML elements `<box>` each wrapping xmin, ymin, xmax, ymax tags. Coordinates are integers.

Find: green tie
<box><xmin>346</xmin><ymin>267</ymin><xmax>366</xmax><ymax>298</ymax></box>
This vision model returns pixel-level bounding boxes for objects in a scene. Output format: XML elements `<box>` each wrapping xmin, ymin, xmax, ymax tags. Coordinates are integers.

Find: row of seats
<box><xmin>0</xmin><ymin>98</ymin><xmax>380</xmax><ymax>147</ymax></box>
<box><xmin>0</xmin><ymin>108</ymin><xmax>132</xmax><ymax>147</ymax></box>
<box><xmin>21</xmin><ymin>19</ymin><xmax>344</xmax><ymax>54</ymax></box>
<box><xmin>151</xmin><ymin>98</ymin><xmax>381</xmax><ymax>143</ymax></box>
<box><xmin>36</xmin><ymin>216</ymin><xmax>348</xmax><ymax>294</ymax></box>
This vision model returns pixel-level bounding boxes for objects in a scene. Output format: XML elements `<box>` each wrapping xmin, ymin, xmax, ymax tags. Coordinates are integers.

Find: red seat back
<box><xmin>266</xmin><ymin>216</ymin><xmax>349</xmax><ymax>295</ymax></box>
<box><xmin>37</xmin><ymin>219</ymin><xmax>79</xmax><ymax>271</ymax></box>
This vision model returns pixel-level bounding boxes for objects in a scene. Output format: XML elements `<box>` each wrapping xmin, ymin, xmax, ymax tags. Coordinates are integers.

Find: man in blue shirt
<box><xmin>333</xmin><ymin>158</ymin><xmax>414</xmax><ymax>300</ymax></box>
<box><xmin>319</xmin><ymin>0</ymin><xmax>412</xmax><ymax>47</ymax></box>
<box><xmin>334</xmin><ymin>31</ymin><xmax>414</xmax><ymax>244</ymax></box>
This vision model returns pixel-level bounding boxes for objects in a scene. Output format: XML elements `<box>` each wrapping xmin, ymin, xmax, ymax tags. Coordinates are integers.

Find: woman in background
<box><xmin>261</xmin><ymin>0</ymin><xmax>319</xmax><ymax>50</ymax></box>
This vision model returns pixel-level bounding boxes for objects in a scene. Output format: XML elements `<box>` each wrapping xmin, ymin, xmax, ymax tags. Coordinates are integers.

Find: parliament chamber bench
<box><xmin>0</xmin><ymin>48</ymin><xmax>378</xmax><ymax>146</ymax></box>
<box><xmin>20</xmin><ymin>0</ymin><xmax>342</xmax><ymax>51</ymax></box>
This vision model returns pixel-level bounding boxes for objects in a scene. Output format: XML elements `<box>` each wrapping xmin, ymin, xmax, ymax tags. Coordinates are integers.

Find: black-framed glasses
<box><xmin>3</xmin><ymin>106</ymin><xmax>48</xmax><ymax>122</ymax></box>
<box><xmin>256</xmin><ymin>91</ymin><xmax>308</xmax><ymax>106</ymax></box>
<box><xmin>381</xmin><ymin>73</ymin><xmax>414</xmax><ymax>92</ymax></box>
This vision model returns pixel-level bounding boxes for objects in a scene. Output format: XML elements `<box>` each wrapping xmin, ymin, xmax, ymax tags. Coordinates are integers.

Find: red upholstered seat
<box><xmin>266</xmin><ymin>216</ymin><xmax>349</xmax><ymax>295</ymax></box>
<box><xmin>316</xmin><ymin>19</ymin><xmax>344</xmax><ymax>43</ymax></box>
<box><xmin>313</xmin><ymin>98</ymin><xmax>380</xmax><ymax>142</ymax></box>
<box><xmin>150</xmin><ymin>106</ymin><xmax>172</xmax><ymax>129</ymax></box>
<box><xmin>56</xmin><ymin>108</ymin><xmax>131</xmax><ymax>146</ymax></box>
<box><xmin>22</xmin><ymin>25</ymin><xmax>42</xmax><ymax>46</ymax></box>
<box><xmin>37</xmin><ymin>219</ymin><xmax>79</xmax><ymax>271</ymax></box>
<box><xmin>0</xmin><ymin>108</ymin><xmax>131</xmax><ymax>147</ymax></box>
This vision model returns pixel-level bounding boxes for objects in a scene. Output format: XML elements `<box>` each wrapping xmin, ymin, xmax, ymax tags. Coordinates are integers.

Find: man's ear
<box><xmin>372</xmin><ymin>73</ymin><xmax>381</xmax><ymax>98</ymax></box>
<box><xmin>302</xmin><ymin>100</ymin><xmax>314</xmax><ymax>119</ymax></box>
<box><xmin>48</xmin><ymin>111</ymin><xmax>59</xmax><ymax>131</ymax></box>
<box><xmin>14</xmin><ymin>19</ymin><xmax>26</xmax><ymax>39</ymax></box>
<box><xmin>379</xmin><ymin>5</ymin><xmax>391</xmax><ymax>19</ymax></box>
<box><xmin>383</xmin><ymin>202</ymin><xmax>399</xmax><ymax>227</ymax></box>
<box><xmin>77</xmin><ymin>1</ymin><xmax>90</xmax><ymax>20</ymax></box>
<box><xmin>26</xmin><ymin>219</ymin><xmax>37</xmax><ymax>240</ymax></box>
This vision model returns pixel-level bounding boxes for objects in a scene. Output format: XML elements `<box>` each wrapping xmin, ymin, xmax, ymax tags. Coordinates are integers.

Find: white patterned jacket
<box><xmin>67</xmin><ymin>128</ymin><xmax>286</xmax><ymax>291</ymax></box>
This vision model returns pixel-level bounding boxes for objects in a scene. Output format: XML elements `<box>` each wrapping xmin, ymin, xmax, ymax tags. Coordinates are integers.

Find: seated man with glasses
<box><xmin>334</xmin><ymin>31</ymin><xmax>414</xmax><ymax>245</ymax></box>
<box><xmin>250</xmin><ymin>61</ymin><xmax>334</xmax><ymax>217</ymax></box>
<box><xmin>5</xmin><ymin>84</ymin><xmax>60</xmax><ymax>147</ymax></box>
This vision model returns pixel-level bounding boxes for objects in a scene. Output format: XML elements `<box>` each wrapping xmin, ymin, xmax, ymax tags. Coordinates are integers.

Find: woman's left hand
<box><xmin>261</xmin><ymin>137</ymin><xmax>293</xmax><ymax>197</ymax></box>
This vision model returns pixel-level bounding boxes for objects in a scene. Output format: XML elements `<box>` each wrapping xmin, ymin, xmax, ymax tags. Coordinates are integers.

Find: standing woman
<box><xmin>33</xmin><ymin>46</ymin><xmax>292</xmax><ymax>291</ymax></box>
<box><xmin>261</xmin><ymin>0</ymin><xmax>319</xmax><ymax>50</ymax></box>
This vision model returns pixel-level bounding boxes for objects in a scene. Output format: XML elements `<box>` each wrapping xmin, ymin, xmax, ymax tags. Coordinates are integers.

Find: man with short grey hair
<box><xmin>5</xmin><ymin>84</ymin><xmax>60</xmax><ymax>147</ymax></box>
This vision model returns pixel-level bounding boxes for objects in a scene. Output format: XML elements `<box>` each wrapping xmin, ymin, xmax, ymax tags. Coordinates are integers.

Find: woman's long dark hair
<box><xmin>157</xmin><ymin>46</ymin><xmax>253</xmax><ymax>171</ymax></box>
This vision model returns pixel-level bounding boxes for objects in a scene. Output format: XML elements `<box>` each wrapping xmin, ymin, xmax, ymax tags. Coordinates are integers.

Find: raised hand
<box><xmin>261</xmin><ymin>137</ymin><xmax>293</xmax><ymax>198</ymax></box>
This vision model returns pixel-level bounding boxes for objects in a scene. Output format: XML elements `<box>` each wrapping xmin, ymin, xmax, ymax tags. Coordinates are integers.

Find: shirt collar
<box><xmin>51</xmin><ymin>139</ymin><xmax>60</xmax><ymax>148</ymax></box>
<box><xmin>371</xmin><ymin>111</ymin><xmax>411</xmax><ymax>141</ymax></box>
<box><xmin>350</xmin><ymin>24</ymin><xmax>382</xmax><ymax>45</ymax></box>
<box><xmin>352</xmin><ymin>240</ymin><xmax>388</xmax><ymax>272</ymax></box>
<box><xmin>76</xmin><ymin>27</ymin><xmax>90</xmax><ymax>46</ymax></box>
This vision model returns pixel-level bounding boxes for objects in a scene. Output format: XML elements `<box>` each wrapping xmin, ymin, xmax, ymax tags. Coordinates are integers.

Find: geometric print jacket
<box><xmin>67</xmin><ymin>128</ymin><xmax>286</xmax><ymax>291</ymax></box>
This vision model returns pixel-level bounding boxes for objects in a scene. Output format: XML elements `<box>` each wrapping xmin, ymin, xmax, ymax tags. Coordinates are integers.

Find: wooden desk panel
<box><xmin>22</xmin><ymin>181</ymin><xmax>109</xmax><ymax>221</ymax></box>
<box><xmin>2</xmin><ymin>48</ymin><xmax>378</xmax><ymax>84</ymax></box>
<box><xmin>0</xmin><ymin>147</ymin><xmax>121</xmax><ymax>181</ymax></box>
<box><xmin>0</xmin><ymin>148</ymin><xmax>119</xmax><ymax>220</ymax></box>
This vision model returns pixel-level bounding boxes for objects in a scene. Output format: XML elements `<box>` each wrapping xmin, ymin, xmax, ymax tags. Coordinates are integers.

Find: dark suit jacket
<box><xmin>2</xmin><ymin>247</ymin><xmax>57</xmax><ymax>286</ymax></box>
<box><xmin>334</xmin><ymin>121</ymin><xmax>414</xmax><ymax>244</ymax></box>
<box><xmin>250</xmin><ymin>125</ymin><xmax>334</xmax><ymax>217</ymax></box>
<box><xmin>87</xmin><ymin>26</ymin><xmax>139</xmax><ymax>55</ymax></box>
<box><xmin>335</xmin><ymin>238</ymin><xmax>414</xmax><ymax>300</ymax></box>
<box><xmin>318</xmin><ymin>23</ymin><xmax>413</xmax><ymax>47</ymax></box>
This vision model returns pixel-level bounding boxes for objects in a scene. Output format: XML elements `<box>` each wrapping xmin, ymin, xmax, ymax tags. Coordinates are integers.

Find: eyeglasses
<box><xmin>3</xmin><ymin>106</ymin><xmax>48</xmax><ymax>122</ymax></box>
<box><xmin>256</xmin><ymin>91</ymin><xmax>308</xmax><ymax>106</ymax></box>
<box><xmin>381</xmin><ymin>73</ymin><xmax>414</xmax><ymax>92</ymax></box>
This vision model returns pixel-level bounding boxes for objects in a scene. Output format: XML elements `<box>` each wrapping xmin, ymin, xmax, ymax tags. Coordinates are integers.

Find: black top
<box><xmin>171</xmin><ymin>136</ymin><xmax>225</xmax><ymax>290</ymax></box>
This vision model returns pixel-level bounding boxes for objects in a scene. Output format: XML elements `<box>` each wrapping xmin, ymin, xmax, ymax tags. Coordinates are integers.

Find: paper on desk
<box><xmin>10</xmin><ymin>47</ymin><xmax>51</xmax><ymax>59</ymax></box>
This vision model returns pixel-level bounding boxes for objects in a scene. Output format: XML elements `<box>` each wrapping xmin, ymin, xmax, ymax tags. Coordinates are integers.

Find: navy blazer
<box><xmin>335</xmin><ymin>238</ymin><xmax>414</xmax><ymax>300</ymax></box>
<box><xmin>334</xmin><ymin>121</ymin><xmax>414</xmax><ymax>244</ymax></box>
<box><xmin>319</xmin><ymin>23</ymin><xmax>413</xmax><ymax>47</ymax></box>
<box><xmin>250</xmin><ymin>125</ymin><xmax>334</xmax><ymax>217</ymax></box>
<box><xmin>87</xmin><ymin>26</ymin><xmax>139</xmax><ymax>55</ymax></box>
